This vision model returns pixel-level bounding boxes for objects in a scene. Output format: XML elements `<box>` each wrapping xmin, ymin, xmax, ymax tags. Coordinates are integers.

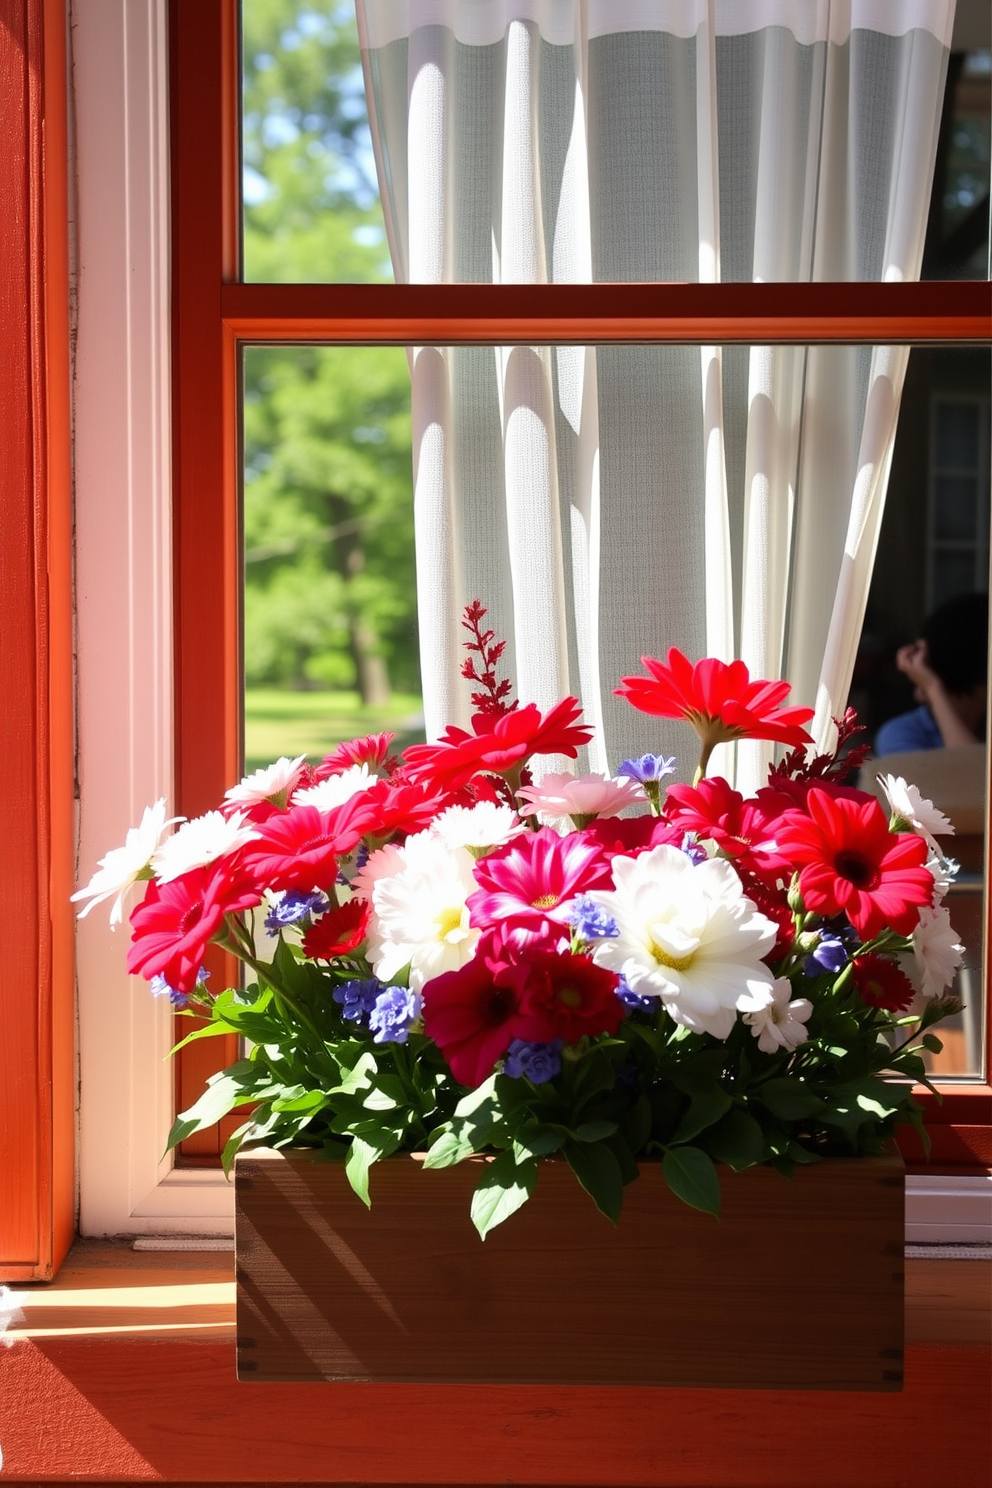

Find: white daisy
<box><xmin>72</xmin><ymin>798</ymin><xmax>182</xmax><ymax>925</ymax></box>
<box><xmin>225</xmin><ymin>754</ymin><xmax>306</xmax><ymax>810</ymax></box>
<box><xmin>913</xmin><ymin>904</ymin><xmax>964</xmax><ymax>999</ymax></box>
<box><xmin>367</xmin><ymin>831</ymin><xmax>480</xmax><ymax>991</ymax></box>
<box><xmin>878</xmin><ymin>774</ymin><xmax>954</xmax><ymax>853</ymax></box>
<box><xmin>292</xmin><ymin>763</ymin><xmax>378</xmax><ymax>810</ymax></box>
<box><xmin>151</xmin><ymin>809</ymin><xmax>258</xmax><ymax>883</ymax></box>
<box><xmin>926</xmin><ymin>849</ymin><xmax>958</xmax><ymax>904</ymax></box>
<box><xmin>429</xmin><ymin>802</ymin><xmax>527</xmax><ymax>855</ymax></box>
<box><xmin>744</xmin><ymin>977</ymin><xmax>813</xmax><ymax>1054</ymax></box>
<box><xmin>588</xmin><ymin>845</ymin><xmax>777</xmax><ymax>1040</ymax></box>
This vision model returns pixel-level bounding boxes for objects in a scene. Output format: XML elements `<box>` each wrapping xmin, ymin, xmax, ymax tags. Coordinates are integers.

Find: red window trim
<box><xmin>170</xmin><ymin>0</ymin><xmax>992</xmax><ymax>1167</ymax></box>
<box><xmin>0</xmin><ymin>0</ymin><xmax>75</xmax><ymax>1281</ymax></box>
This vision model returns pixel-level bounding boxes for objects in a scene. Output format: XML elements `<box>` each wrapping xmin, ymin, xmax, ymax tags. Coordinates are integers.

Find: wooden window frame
<box><xmin>170</xmin><ymin>0</ymin><xmax>992</xmax><ymax>1170</ymax></box>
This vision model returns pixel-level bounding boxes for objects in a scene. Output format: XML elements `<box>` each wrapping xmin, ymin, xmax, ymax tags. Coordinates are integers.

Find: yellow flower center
<box><xmin>531</xmin><ymin>893</ymin><xmax>560</xmax><ymax>909</ymax></box>
<box><xmin>650</xmin><ymin>943</ymin><xmax>696</xmax><ymax>973</ymax></box>
<box><xmin>436</xmin><ymin>905</ymin><xmax>466</xmax><ymax>941</ymax></box>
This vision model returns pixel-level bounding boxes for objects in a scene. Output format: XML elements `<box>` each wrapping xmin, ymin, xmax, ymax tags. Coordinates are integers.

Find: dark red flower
<box><xmin>616</xmin><ymin>649</ymin><xmax>813</xmax><ymax>750</ymax></box>
<box><xmin>421</xmin><ymin>927</ymin><xmax>556</xmax><ymax>1087</ymax></box>
<box><xmin>127</xmin><ymin>864</ymin><xmax>261</xmax><ymax>993</ymax></box>
<box><xmin>665</xmin><ymin>776</ymin><xmax>791</xmax><ymax>882</ymax></box>
<box><xmin>852</xmin><ymin>953</ymin><xmax>915</xmax><ymax>1012</ymax></box>
<box><xmin>403</xmin><ymin>697</ymin><xmax>593</xmax><ymax>791</ymax></box>
<box><xmin>301</xmin><ymin>899</ymin><xmax>370</xmax><ymax>960</ymax></box>
<box><xmin>774</xmin><ymin>788</ymin><xmax>932</xmax><ymax>939</ymax></box>
<box><xmin>505</xmin><ymin>950</ymin><xmax>625</xmax><ymax>1043</ymax></box>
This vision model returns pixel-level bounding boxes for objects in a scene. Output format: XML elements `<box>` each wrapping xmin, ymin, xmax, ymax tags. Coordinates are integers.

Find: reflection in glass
<box><xmin>922</xmin><ymin>49</ymin><xmax>992</xmax><ymax>280</ymax></box>
<box><xmin>241</xmin><ymin>1</ymin><xmax>392</xmax><ymax>283</ymax></box>
<box><xmin>856</xmin><ymin>347</ymin><xmax>990</xmax><ymax>1077</ymax></box>
<box><xmin>242</xmin><ymin>345</ymin><xmax>419</xmax><ymax>771</ymax></box>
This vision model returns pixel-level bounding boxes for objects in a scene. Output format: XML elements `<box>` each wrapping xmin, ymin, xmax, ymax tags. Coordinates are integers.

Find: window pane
<box><xmin>241</xmin><ymin>5</ymin><xmax>988</xmax><ymax>285</ymax></box>
<box><xmin>242</xmin><ymin>344</ymin><xmax>419</xmax><ymax>769</ymax></box>
<box><xmin>242</xmin><ymin>340</ymin><xmax>988</xmax><ymax>1080</ymax></box>
<box><xmin>933</xmin><ymin>476</ymin><xmax>979</xmax><ymax>541</ymax></box>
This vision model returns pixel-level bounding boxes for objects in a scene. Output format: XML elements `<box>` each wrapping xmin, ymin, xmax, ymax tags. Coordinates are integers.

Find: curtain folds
<box><xmin>357</xmin><ymin>0</ymin><xmax>954</xmax><ymax>789</ymax></box>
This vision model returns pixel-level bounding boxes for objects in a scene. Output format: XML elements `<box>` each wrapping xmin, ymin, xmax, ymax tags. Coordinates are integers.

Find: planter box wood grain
<box><xmin>234</xmin><ymin>1148</ymin><xmax>904</xmax><ymax>1390</ymax></box>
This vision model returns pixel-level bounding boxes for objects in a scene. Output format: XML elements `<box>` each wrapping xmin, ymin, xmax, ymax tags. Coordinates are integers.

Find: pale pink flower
<box><xmin>744</xmin><ymin>977</ymin><xmax>813</xmax><ymax>1054</ymax></box>
<box><xmin>517</xmin><ymin>771</ymin><xmax>646</xmax><ymax>824</ymax></box>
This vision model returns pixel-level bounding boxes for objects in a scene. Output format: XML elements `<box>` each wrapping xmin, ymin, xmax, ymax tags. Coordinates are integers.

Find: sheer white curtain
<box><xmin>357</xmin><ymin>0</ymin><xmax>954</xmax><ymax>788</ymax></box>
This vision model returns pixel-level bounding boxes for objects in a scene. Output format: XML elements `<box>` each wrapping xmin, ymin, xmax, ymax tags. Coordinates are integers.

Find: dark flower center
<box><xmin>834</xmin><ymin>850</ymin><xmax>876</xmax><ymax>890</ymax></box>
<box><xmin>481</xmin><ymin>986</ymin><xmax>517</xmax><ymax>1026</ymax></box>
<box><xmin>179</xmin><ymin>901</ymin><xmax>204</xmax><ymax>935</ymax></box>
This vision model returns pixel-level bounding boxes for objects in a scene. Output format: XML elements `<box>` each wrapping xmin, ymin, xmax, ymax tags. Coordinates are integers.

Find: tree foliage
<box><xmin>241</xmin><ymin>1</ymin><xmax>417</xmax><ymax>701</ymax></box>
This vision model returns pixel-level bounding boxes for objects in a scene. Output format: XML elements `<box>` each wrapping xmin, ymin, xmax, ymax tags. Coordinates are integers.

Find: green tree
<box><xmin>241</xmin><ymin>2</ymin><xmax>416</xmax><ymax>703</ymax></box>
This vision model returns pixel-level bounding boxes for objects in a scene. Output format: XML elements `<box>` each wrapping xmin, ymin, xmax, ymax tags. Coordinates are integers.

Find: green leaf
<box><xmin>564</xmin><ymin>1140</ymin><xmax>624</xmax><ymax>1224</ymax></box>
<box><xmin>470</xmin><ymin>1151</ymin><xmax>537</xmax><ymax>1239</ymax></box>
<box><xmin>702</xmin><ymin>1108</ymin><xmax>765</xmax><ymax>1171</ymax></box>
<box><xmin>454</xmin><ymin>1075</ymin><xmax>498</xmax><ymax>1118</ymax></box>
<box><xmin>271</xmin><ymin>1088</ymin><xmax>328</xmax><ymax>1115</ymax></box>
<box><xmin>671</xmin><ymin>1090</ymin><xmax>732</xmax><ymax>1144</ymax></box>
<box><xmin>620</xmin><ymin>1094</ymin><xmax>652</xmax><ymax>1154</ymax></box>
<box><xmin>755</xmin><ymin>1076</ymin><xmax>825</xmax><ymax>1120</ymax></box>
<box><xmin>362</xmin><ymin>1087</ymin><xmax>399</xmax><ymax>1112</ymax></box>
<box><xmin>510</xmin><ymin>1122</ymin><xmax>566</xmax><ymax>1161</ymax></box>
<box><xmin>921</xmin><ymin>1033</ymin><xmax>944</xmax><ymax>1055</ymax></box>
<box><xmin>422</xmin><ymin>1128</ymin><xmax>476</xmax><ymax>1170</ymax></box>
<box><xmin>220</xmin><ymin>1120</ymin><xmax>254</xmax><ymax>1177</ymax></box>
<box><xmin>166</xmin><ymin>1061</ymin><xmax>258</xmax><ymax>1150</ymax></box>
<box><xmin>329</xmin><ymin>1052</ymin><xmax>377</xmax><ymax>1096</ymax></box>
<box><xmin>662</xmin><ymin>1146</ymin><xmax>721</xmax><ymax>1217</ymax></box>
<box><xmin>787</xmin><ymin>1140</ymin><xmax>823</xmax><ymax>1165</ymax></box>
<box><xmin>344</xmin><ymin>1131</ymin><xmax>399</xmax><ymax>1207</ymax></box>
<box><xmin>668</xmin><ymin>1048</ymin><xmax>727</xmax><ymax>1096</ymax></box>
<box><xmin>572</xmin><ymin>1119</ymin><xmax>619</xmax><ymax>1144</ymax></box>
<box><xmin>168</xmin><ymin>1018</ymin><xmax>238</xmax><ymax>1056</ymax></box>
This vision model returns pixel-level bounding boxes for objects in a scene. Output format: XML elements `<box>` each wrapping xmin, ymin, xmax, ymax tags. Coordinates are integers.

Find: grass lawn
<box><xmin>244</xmin><ymin>689</ymin><xmax>425</xmax><ymax>772</ymax></box>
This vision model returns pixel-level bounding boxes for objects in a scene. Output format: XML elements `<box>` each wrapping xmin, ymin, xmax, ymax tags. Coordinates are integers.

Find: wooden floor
<box><xmin>0</xmin><ymin>1241</ymin><xmax>989</xmax><ymax>1487</ymax></box>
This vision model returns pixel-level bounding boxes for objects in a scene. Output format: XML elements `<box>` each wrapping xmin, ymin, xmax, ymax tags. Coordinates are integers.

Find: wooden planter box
<box><xmin>234</xmin><ymin>1148</ymin><xmax>904</xmax><ymax>1391</ymax></box>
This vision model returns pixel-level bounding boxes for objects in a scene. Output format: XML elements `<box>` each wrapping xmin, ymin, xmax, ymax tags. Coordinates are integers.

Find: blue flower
<box><xmin>369</xmin><ymin>986</ymin><xmax>422</xmax><ymax>1045</ymax></box>
<box><xmin>333</xmin><ymin>978</ymin><xmax>383</xmax><ymax>1023</ymax></box>
<box><xmin>615</xmin><ymin>975</ymin><xmax>655</xmax><ymax>1012</ymax></box>
<box><xmin>565</xmin><ymin>894</ymin><xmax>618</xmax><ymax>941</ymax></box>
<box><xmin>617</xmin><ymin>753</ymin><xmax>677</xmax><ymax>784</ymax></box>
<box><xmin>679</xmin><ymin>831</ymin><xmax>708</xmax><ymax>865</ymax></box>
<box><xmin>149</xmin><ymin>966</ymin><xmax>209</xmax><ymax>1010</ymax></box>
<box><xmin>264</xmin><ymin>890</ymin><xmax>329</xmax><ymax>936</ymax></box>
<box><xmin>804</xmin><ymin>925</ymin><xmax>857</xmax><ymax>977</ymax></box>
<box><xmin>503</xmin><ymin>1039</ymin><xmax>564</xmax><ymax>1084</ymax></box>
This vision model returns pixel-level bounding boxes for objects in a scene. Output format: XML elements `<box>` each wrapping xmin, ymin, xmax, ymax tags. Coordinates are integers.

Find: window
<box><xmin>68</xmin><ymin>0</ymin><xmax>992</xmax><ymax>1245</ymax></box>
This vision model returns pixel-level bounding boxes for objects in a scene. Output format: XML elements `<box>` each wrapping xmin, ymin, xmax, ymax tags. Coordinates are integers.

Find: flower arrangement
<box><xmin>75</xmin><ymin>603</ymin><xmax>963</xmax><ymax>1236</ymax></box>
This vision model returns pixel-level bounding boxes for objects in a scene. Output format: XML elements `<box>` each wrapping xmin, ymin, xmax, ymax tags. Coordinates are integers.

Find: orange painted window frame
<box><xmin>0</xmin><ymin>0</ymin><xmax>75</xmax><ymax>1281</ymax></box>
<box><xmin>170</xmin><ymin>0</ymin><xmax>992</xmax><ymax>1166</ymax></box>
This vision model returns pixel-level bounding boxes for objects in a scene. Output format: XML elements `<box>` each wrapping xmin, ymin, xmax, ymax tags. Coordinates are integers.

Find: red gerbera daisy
<box><xmin>127</xmin><ymin>863</ymin><xmax>261</xmax><ymax>993</ymax></box>
<box><xmin>616</xmin><ymin>650</ymin><xmax>813</xmax><ymax>767</ymax></box>
<box><xmin>403</xmin><ymin>697</ymin><xmax>593</xmax><ymax>791</ymax></box>
<box><xmin>851</xmin><ymin>953</ymin><xmax>915</xmax><ymax>1012</ymax></box>
<box><xmin>506</xmin><ymin>949</ymin><xmax>625</xmax><ymax>1044</ymax></box>
<box><xmin>314</xmin><ymin>732</ymin><xmax>396</xmax><ymax>777</ymax></box>
<box><xmin>665</xmin><ymin>776</ymin><xmax>791</xmax><ymax>883</ymax></box>
<box><xmin>244</xmin><ymin>797</ymin><xmax>372</xmax><ymax>894</ymax></box>
<box><xmin>775</xmin><ymin>787</ymin><xmax>932</xmax><ymax>939</ymax></box>
<box><xmin>301</xmin><ymin>898</ymin><xmax>371</xmax><ymax>960</ymax></box>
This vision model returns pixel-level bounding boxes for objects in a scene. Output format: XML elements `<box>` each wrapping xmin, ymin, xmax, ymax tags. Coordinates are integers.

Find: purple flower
<box><xmin>503</xmin><ymin>1039</ymin><xmax>564</xmax><ymax>1084</ymax></box>
<box><xmin>804</xmin><ymin>926</ymin><xmax>856</xmax><ymax>977</ymax></box>
<box><xmin>617</xmin><ymin>753</ymin><xmax>677</xmax><ymax>784</ymax></box>
<box><xmin>679</xmin><ymin>831</ymin><xmax>708</xmax><ymax>865</ymax></box>
<box><xmin>264</xmin><ymin>890</ymin><xmax>329</xmax><ymax>936</ymax></box>
<box><xmin>565</xmin><ymin>894</ymin><xmax>619</xmax><ymax>941</ymax></box>
<box><xmin>333</xmin><ymin>978</ymin><xmax>383</xmax><ymax>1023</ymax></box>
<box><xmin>150</xmin><ymin>965</ymin><xmax>209</xmax><ymax>1010</ymax></box>
<box><xmin>615</xmin><ymin>975</ymin><xmax>656</xmax><ymax>1013</ymax></box>
<box><xmin>369</xmin><ymin>986</ymin><xmax>422</xmax><ymax>1045</ymax></box>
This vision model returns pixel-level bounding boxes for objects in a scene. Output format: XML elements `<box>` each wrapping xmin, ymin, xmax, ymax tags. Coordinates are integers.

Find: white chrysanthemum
<box><xmin>72</xmin><ymin>798</ymin><xmax>182</xmax><ymax>925</ymax></box>
<box><xmin>430</xmin><ymin>802</ymin><xmax>527</xmax><ymax>854</ymax></box>
<box><xmin>926</xmin><ymin>849</ymin><xmax>958</xmax><ymax>904</ymax></box>
<box><xmin>913</xmin><ymin>904</ymin><xmax>964</xmax><ymax>999</ymax></box>
<box><xmin>292</xmin><ymin>763</ymin><xmax>378</xmax><ymax>810</ymax></box>
<box><xmin>878</xmin><ymin>774</ymin><xmax>954</xmax><ymax>852</ymax></box>
<box><xmin>367</xmin><ymin>832</ymin><xmax>480</xmax><ymax>991</ymax></box>
<box><xmin>588</xmin><ymin>845</ymin><xmax>777</xmax><ymax>1040</ymax></box>
<box><xmin>152</xmin><ymin>809</ymin><xmax>259</xmax><ymax>883</ymax></box>
<box><xmin>517</xmin><ymin>771</ymin><xmax>647</xmax><ymax>822</ymax></box>
<box><xmin>744</xmin><ymin>977</ymin><xmax>813</xmax><ymax>1054</ymax></box>
<box><xmin>225</xmin><ymin>754</ymin><xmax>306</xmax><ymax>809</ymax></box>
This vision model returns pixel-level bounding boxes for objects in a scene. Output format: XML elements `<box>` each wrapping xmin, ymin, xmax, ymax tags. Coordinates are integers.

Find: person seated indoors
<box><xmin>875</xmin><ymin>592</ymin><xmax>988</xmax><ymax>755</ymax></box>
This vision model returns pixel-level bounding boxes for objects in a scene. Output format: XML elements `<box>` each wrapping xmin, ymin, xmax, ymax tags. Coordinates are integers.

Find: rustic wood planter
<box><xmin>234</xmin><ymin>1147</ymin><xmax>904</xmax><ymax>1390</ymax></box>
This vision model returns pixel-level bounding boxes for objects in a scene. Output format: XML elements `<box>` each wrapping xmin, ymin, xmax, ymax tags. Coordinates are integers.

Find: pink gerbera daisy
<box><xmin>466</xmin><ymin>826</ymin><xmax>612</xmax><ymax>932</ymax></box>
